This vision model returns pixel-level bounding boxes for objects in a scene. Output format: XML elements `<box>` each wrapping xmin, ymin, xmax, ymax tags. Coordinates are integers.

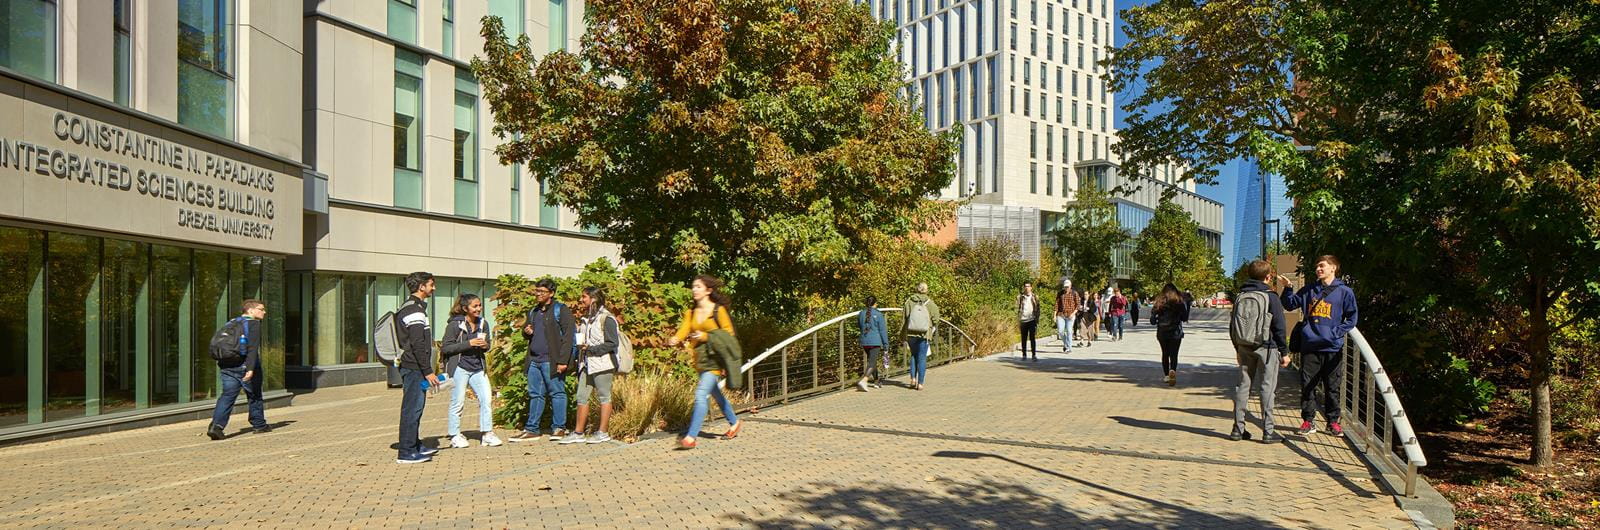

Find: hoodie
<box><xmin>901</xmin><ymin>293</ymin><xmax>941</xmax><ymax>338</ymax></box>
<box><xmin>1281</xmin><ymin>279</ymin><xmax>1359</xmax><ymax>353</ymax></box>
<box><xmin>1239</xmin><ymin>279</ymin><xmax>1288</xmax><ymax>353</ymax></box>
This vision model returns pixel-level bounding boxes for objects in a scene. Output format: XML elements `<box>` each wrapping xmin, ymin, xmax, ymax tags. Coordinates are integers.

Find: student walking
<box><xmin>1017</xmin><ymin>282</ymin><xmax>1041</xmax><ymax>360</ymax></box>
<box><xmin>856</xmin><ymin>296</ymin><xmax>889</xmax><ymax>392</ymax></box>
<box><xmin>1108</xmin><ymin>287</ymin><xmax>1128</xmax><ymax>341</ymax></box>
<box><xmin>902</xmin><ymin>282</ymin><xmax>941</xmax><ymax>390</ymax></box>
<box><xmin>1281</xmin><ymin>255</ymin><xmax>1359</xmax><ymax>437</ymax></box>
<box><xmin>1079</xmin><ymin>291</ymin><xmax>1100</xmax><ymax>344</ymax></box>
<box><xmin>441</xmin><ymin>294</ymin><xmax>502</xmax><ymax>449</ymax></box>
<box><xmin>206</xmin><ymin>299</ymin><xmax>270</xmax><ymax>440</ymax></box>
<box><xmin>508</xmin><ymin>278</ymin><xmax>576</xmax><ymax>443</ymax></box>
<box><xmin>564</xmin><ymin>287</ymin><xmax>620</xmax><ymax>445</ymax></box>
<box><xmin>667</xmin><ymin>275</ymin><xmax>743</xmax><ymax>450</ymax></box>
<box><xmin>1128</xmin><ymin>295</ymin><xmax>1141</xmax><ymax>328</ymax></box>
<box><xmin>1056</xmin><ymin>280</ymin><xmax>1079</xmax><ymax>353</ymax></box>
<box><xmin>1151</xmin><ymin>283</ymin><xmax>1191</xmax><ymax>386</ymax></box>
<box><xmin>396</xmin><ymin>272</ymin><xmax>440</xmax><ymax>464</ymax></box>
<box><xmin>1230</xmin><ymin>261</ymin><xmax>1290</xmax><ymax>443</ymax></box>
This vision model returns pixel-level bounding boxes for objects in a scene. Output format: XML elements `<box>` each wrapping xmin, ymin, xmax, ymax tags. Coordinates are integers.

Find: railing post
<box><xmin>780</xmin><ymin>347</ymin><xmax>789</xmax><ymax>404</ymax></box>
<box><xmin>837</xmin><ymin>321</ymin><xmax>846</xmax><ymax>388</ymax></box>
<box><xmin>1405</xmin><ymin>461</ymin><xmax>1418</xmax><ymax>498</ymax></box>
<box><xmin>1365</xmin><ymin>361</ymin><xmax>1377</xmax><ymax>450</ymax></box>
<box><xmin>811</xmin><ymin>332</ymin><xmax>819</xmax><ymax>388</ymax></box>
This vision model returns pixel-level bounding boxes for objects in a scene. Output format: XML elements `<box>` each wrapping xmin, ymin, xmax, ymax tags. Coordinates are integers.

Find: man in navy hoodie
<box><xmin>1280</xmin><ymin>255</ymin><xmax>1359</xmax><ymax>437</ymax></box>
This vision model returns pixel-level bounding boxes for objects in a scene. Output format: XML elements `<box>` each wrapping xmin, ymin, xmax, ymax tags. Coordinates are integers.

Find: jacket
<box><xmin>440</xmin><ymin>314</ymin><xmax>489</xmax><ymax>373</ymax></box>
<box><xmin>397</xmin><ymin>295</ymin><xmax>434</xmax><ymax>375</ymax></box>
<box><xmin>577</xmin><ymin>308</ymin><xmax>621</xmax><ymax>374</ymax></box>
<box><xmin>1281</xmin><ymin>279</ymin><xmax>1359</xmax><ymax>353</ymax></box>
<box><xmin>705</xmin><ymin>329</ymin><xmax>744</xmax><ymax>390</ymax></box>
<box><xmin>1151</xmin><ymin>299</ymin><xmax>1190</xmax><ymax>336</ymax></box>
<box><xmin>1238</xmin><ymin>279</ymin><xmax>1289</xmax><ymax>353</ymax></box>
<box><xmin>677</xmin><ymin>305</ymin><xmax>735</xmax><ymax>372</ymax></box>
<box><xmin>1017</xmin><ymin>293</ymin><xmax>1041</xmax><ymax>322</ymax></box>
<box><xmin>901</xmin><ymin>294</ymin><xmax>941</xmax><ymax>338</ymax></box>
<box><xmin>1057</xmin><ymin>289</ymin><xmax>1080</xmax><ymax>316</ymax></box>
<box><xmin>523</xmin><ymin>301</ymin><xmax>576</xmax><ymax>369</ymax></box>
<box><xmin>858</xmin><ymin>307</ymin><xmax>889</xmax><ymax>347</ymax></box>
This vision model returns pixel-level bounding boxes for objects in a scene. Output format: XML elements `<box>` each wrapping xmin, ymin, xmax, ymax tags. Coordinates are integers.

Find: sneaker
<box><xmin>1261</xmin><ymin>432</ymin><xmax>1286</xmax><ymax>444</ymax></box>
<box><xmin>450</xmin><ymin>434</ymin><xmax>470</xmax><ymax>449</ymax></box>
<box><xmin>550</xmin><ymin>428</ymin><xmax>569</xmax><ymax>441</ymax></box>
<box><xmin>557</xmin><ymin>432</ymin><xmax>586</xmax><ymax>445</ymax></box>
<box><xmin>417</xmin><ymin>445</ymin><xmax>440</xmax><ymax>457</ymax></box>
<box><xmin>395</xmin><ymin>453</ymin><xmax>431</xmax><ymax>464</ymax></box>
<box><xmin>206</xmin><ymin>424</ymin><xmax>225</xmax><ymax>440</ymax></box>
<box><xmin>1297</xmin><ymin>421</ymin><xmax>1318</xmax><ymax>436</ymax></box>
<box><xmin>1228</xmin><ymin>430</ymin><xmax>1253</xmax><ymax>442</ymax></box>
<box><xmin>586</xmin><ymin>431</ymin><xmax>612</xmax><ymax>444</ymax></box>
<box><xmin>252</xmin><ymin>425</ymin><xmax>273</xmax><ymax>434</ymax></box>
<box><xmin>856</xmin><ymin>380</ymin><xmax>870</xmax><ymax>392</ymax></box>
<box><xmin>1328</xmin><ymin>421</ymin><xmax>1344</xmax><ymax>437</ymax></box>
<box><xmin>482</xmin><ymin>432</ymin><xmax>504</xmax><ymax>447</ymax></box>
<box><xmin>506</xmin><ymin>431</ymin><xmax>539</xmax><ymax>442</ymax></box>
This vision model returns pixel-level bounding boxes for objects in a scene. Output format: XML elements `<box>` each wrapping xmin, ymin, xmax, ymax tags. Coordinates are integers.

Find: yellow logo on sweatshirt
<box><xmin>1311</xmin><ymin>300</ymin><xmax>1332</xmax><ymax>319</ymax></box>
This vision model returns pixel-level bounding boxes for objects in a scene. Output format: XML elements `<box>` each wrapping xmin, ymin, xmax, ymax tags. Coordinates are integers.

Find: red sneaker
<box><xmin>1296</xmin><ymin>421</ymin><xmax>1317</xmax><ymax>436</ymax></box>
<box><xmin>1328</xmin><ymin>421</ymin><xmax>1344</xmax><ymax>437</ymax></box>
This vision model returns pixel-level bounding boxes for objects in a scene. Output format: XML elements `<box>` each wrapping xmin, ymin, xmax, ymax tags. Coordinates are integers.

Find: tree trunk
<box><xmin>1529</xmin><ymin>283</ymin><xmax>1555</xmax><ymax>468</ymax></box>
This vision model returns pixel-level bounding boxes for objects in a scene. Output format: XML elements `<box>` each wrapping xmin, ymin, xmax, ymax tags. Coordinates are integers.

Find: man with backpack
<box><xmin>1230</xmin><ymin>260</ymin><xmax>1290</xmax><ymax>443</ymax></box>
<box><xmin>902</xmin><ymin>282</ymin><xmax>940</xmax><ymax>390</ymax></box>
<box><xmin>508</xmin><ymin>278</ymin><xmax>576</xmax><ymax>442</ymax></box>
<box><xmin>206</xmin><ymin>299</ymin><xmax>270</xmax><ymax>440</ymax></box>
<box><xmin>396</xmin><ymin>272</ymin><xmax>440</xmax><ymax>464</ymax></box>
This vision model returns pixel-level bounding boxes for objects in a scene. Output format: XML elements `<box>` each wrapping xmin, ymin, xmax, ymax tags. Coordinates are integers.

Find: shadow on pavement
<box><xmin>730</xmin><ymin>451</ymin><xmax>1291</xmax><ymax>529</ymax></box>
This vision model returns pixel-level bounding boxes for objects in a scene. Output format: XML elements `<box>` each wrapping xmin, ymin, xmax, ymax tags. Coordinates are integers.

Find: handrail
<box><xmin>1341</xmin><ymin>327</ymin><xmax>1428</xmax><ymax>497</ymax></box>
<box><xmin>739</xmin><ymin>308</ymin><xmax>972</xmax><ymax>373</ymax></box>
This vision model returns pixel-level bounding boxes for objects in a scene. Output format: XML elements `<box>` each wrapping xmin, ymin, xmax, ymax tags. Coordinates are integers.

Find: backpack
<box><xmin>611</xmin><ymin>314</ymin><xmax>635</xmax><ymax>374</ymax></box>
<box><xmin>373</xmin><ymin>299</ymin><xmax>419</xmax><ymax>363</ymax></box>
<box><xmin>208</xmin><ymin>317</ymin><xmax>250</xmax><ymax>362</ymax></box>
<box><xmin>906</xmin><ymin>300</ymin><xmax>933</xmax><ymax>334</ymax></box>
<box><xmin>1229</xmin><ymin>290</ymin><xmax>1273</xmax><ymax>348</ymax></box>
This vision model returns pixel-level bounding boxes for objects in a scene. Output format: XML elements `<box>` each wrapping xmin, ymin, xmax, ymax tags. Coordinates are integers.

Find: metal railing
<box><xmin>736</xmin><ymin>308</ymin><xmax>978</xmax><ymax>409</ymax></box>
<box><xmin>1338</xmin><ymin>328</ymin><xmax>1428</xmax><ymax>497</ymax></box>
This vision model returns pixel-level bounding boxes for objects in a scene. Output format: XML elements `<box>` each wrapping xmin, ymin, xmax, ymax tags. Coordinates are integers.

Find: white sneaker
<box><xmin>449</xmin><ymin>434</ymin><xmax>469</xmax><ymax>449</ymax></box>
<box><xmin>586</xmin><ymin>431</ymin><xmax>612</xmax><ymax>444</ymax></box>
<box><xmin>856</xmin><ymin>380</ymin><xmax>870</xmax><ymax>392</ymax></box>
<box><xmin>557</xmin><ymin>432</ymin><xmax>587</xmax><ymax>445</ymax></box>
<box><xmin>481</xmin><ymin>432</ymin><xmax>503</xmax><ymax>447</ymax></box>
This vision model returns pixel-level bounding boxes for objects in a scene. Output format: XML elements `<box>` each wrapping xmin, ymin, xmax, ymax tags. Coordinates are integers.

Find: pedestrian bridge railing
<box><xmin>1339</xmin><ymin>328</ymin><xmax>1428</xmax><ymax>497</ymax></box>
<box><xmin>736</xmin><ymin>308</ymin><xmax>977</xmax><ymax>409</ymax></box>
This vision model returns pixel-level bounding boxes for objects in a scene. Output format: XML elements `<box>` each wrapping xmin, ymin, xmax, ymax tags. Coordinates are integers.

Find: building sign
<box><xmin>0</xmin><ymin>91</ymin><xmax>302</xmax><ymax>255</ymax></box>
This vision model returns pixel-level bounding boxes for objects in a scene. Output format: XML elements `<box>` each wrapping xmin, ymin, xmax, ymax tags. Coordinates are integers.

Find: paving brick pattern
<box><xmin>0</xmin><ymin>318</ymin><xmax>1416</xmax><ymax>528</ymax></box>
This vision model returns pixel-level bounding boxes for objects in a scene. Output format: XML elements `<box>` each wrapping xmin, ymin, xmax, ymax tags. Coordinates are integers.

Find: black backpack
<box><xmin>208</xmin><ymin>317</ymin><xmax>250</xmax><ymax>362</ymax></box>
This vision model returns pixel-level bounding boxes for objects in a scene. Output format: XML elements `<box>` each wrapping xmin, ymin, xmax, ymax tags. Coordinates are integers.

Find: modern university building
<box><xmin>0</xmin><ymin>0</ymin><xmax>614</xmax><ymax>443</ymax></box>
<box><xmin>862</xmin><ymin>0</ymin><xmax>1223</xmax><ymax>279</ymax></box>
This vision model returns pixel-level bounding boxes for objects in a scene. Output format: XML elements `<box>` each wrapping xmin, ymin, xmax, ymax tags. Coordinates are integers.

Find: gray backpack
<box><xmin>1229</xmin><ymin>291</ymin><xmax>1273</xmax><ymax>348</ymax></box>
<box><xmin>906</xmin><ymin>300</ymin><xmax>933</xmax><ymax>334</ymax></box>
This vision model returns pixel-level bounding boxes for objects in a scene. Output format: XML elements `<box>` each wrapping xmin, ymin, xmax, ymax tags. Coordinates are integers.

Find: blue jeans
<box><xmin>211</xmin><ymin>366</ymin><xmax>265</xmax><ymax>430</ymax></box>
<box><xmin>685</xmin><ymin>371</ymin><xmax>737</xmax><ymax>439</ymax></box>
<box><xmin>908</xmin><ymin>336</ymin><xmax>930</xmax><ymax>383</ymax></box>
<box><xmin>448</xmin><ymin>366</ymin><xmax>493</xmax><ymax>436</ymax></box>
<box><xmin>1055</xmin><ymin>315</ymin><xmax>1075</xmax><ymax>350</ymax></box>
<box><xmin>523</xmin><ymin>361</ymin><xmax>568</xmax><ymax>433</ymax></box>
<box><xmin>1111</xmin><ymin>314</ymin><xmax>1126</xmax><ymax>339</ymax></box>
<box><xmin>397</xmin><ymin>368</ymin><xmax>427</xmax><ymax>456</ymax></box>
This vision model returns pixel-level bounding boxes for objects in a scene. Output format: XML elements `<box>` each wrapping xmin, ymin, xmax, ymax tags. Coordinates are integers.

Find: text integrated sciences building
<box><xmin>0</xmin><ymin>0</ymin><xmax>618</xmax><ymax>444</ymax></box>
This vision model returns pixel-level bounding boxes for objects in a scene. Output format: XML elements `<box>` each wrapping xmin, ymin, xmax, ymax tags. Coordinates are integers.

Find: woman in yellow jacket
<box><xmin>664</xmin><ymin>275</ymin><xmax>743</xmax><ymax>449</ymax></box>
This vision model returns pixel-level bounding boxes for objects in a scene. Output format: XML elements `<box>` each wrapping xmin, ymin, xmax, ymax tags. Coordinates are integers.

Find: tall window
<box><xmin>1023</xmin><ymin>89</ymin><xmax>1030</xmax><ymax>116</ymax></box>
<box><xmin>1029</xmin><ymin>29</ymin><xmax>1036</xmax><ymax>55</ymax></box>
<box><xmin>1009</xmin><ymin>23</ymin><xmax>1016</xmax><ymax>50</ymax></box>
<box><xmin>388</xmin><ymin>0</ymin><xmax>417</xmax><ymax>44</ymax></box>
<box><xmin>114</xmin><ymin>0</ymin><xmax>132</xmax><ymax>105</ymax></box>
<box><xmin>0</xmin><ymin>0</ymin><xmax>57</xmax><ymax>82</ymax></box>
<box><xmin>1030</xmin><ymin>162</ymin><xmax>1037</xmax><ymax>193</ymax></box>
<box><xmin>1046</xmin><ymin>165</ymin><xmax>1054</xmax><ymax>195</ymax></box>
<box><xmin>441</xmin><ymin>0</ymin><xmax>455</xmax><ymax>57</ymax></box>
<box><xmin>1046</xmin><ymin>125</ymin><xmax>1054</xmax><ymax>160</ymax></box>
<box><xmin>953</xmin><ymin>69</ymin><xmax>963</xmax><ymax>125</ymax></box>
<box><xmin>454</xmin><ymin>69</ymin><xmax>480</xmax><ymax>218</ymax></box>
<box><xmin>490</xmin><ymin>0</ymin><xmax>524</xmax><ymax>39</ymax></box>
<box><xmin>393</xmin><ymin>51</ymin><xmax>424</xmax><ymax>210</ymax></box>
<box><xmin>1056</xmin><ymin>97</ymin><xmax>1063</xmax><ymax>124</ymax></box>
<box><xmin>511</xmin><ymin>163</ymin><xmax>522</xmax><ymax>224</ymax></box>
<box><xmin>549</xmin><ymin>0</ymin><xmax>568</xmax><ymax>53</ymax></box>
<box><xmin>1029</xmin><ymin>122</ymin><xmax>1037</xmax><ymax>158</ymax></box>
<box><xmin>178</xmin><ymin>0</ymin><xmax>234</xmax><ymax>138</ymax></box>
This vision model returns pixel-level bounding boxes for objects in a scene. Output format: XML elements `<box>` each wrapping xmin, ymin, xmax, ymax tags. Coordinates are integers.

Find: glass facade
<box><xmin>177</xmin><ymin>0</ymin><xmax>235</xmax><ymax>139</ymax></box>
<box><xmin>454</xmin><ymin>69</ymin><xmax>480</xmax><ymax>218</ymax></box>
<box><xmin>388</xmin><ymin>0</ymin><xmax>418</xmax><ymax>44</ymax></box>
<box><xmin>0</xmin><ymin>224</ymin><xmax>285</xmax><ymax>429</ymax></box>
<box><xmin>0</xmin><ymin>0</ymin><xmax>58</xmax><ymax>82</ymax></box>
<box><xmin>1232</xmin><ymin>159</ymin><xmax>1294</xmax><ymax>271</ymax></box>
<box><xmin>548</xmin><ymin>0</ymin><xmax>567</xmax><ymax>53</ymax></box>
<box><xmin>283</xmin><ymin>273</ymin><xmax>497</xmax><ymax>367</ymax></box>
<box><xmin>394</xmin><ymin>50</ymin><xmax>425</xmax><ymax>210</ymax></box>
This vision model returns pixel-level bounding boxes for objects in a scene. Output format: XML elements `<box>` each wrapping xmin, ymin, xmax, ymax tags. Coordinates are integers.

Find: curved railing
<box><xmin>736</xmin><ymin>308</ymin><xmax>978</xmax><ymax>408</ymax></box>
<box><xmin>1340</xmin><ymin>328</ymin><xmax>1428</xmax><ymax>497</ymax></box>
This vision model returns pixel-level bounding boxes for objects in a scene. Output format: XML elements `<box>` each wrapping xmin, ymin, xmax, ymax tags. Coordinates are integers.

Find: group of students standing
<box><xmin>389</xmin><ymin>272</ymin><xmax>750</xmax><ymax>464</ymax></box>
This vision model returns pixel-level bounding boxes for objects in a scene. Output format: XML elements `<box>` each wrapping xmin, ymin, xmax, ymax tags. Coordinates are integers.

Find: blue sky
<box><xmin>1114</xmin><ymin>0</ymin><xmax>1245</xmax><ymax>270</ymax></box>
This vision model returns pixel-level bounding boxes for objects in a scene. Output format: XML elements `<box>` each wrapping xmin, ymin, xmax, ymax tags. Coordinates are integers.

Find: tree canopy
<box><xmin>471</xmin><ymin>0</ymin><xmax>957</xmax><ymax>312</ymax></box>
<box><xmin>1132</xmin><ymin>200</ymin><xmax>1226</xmax><ymax>295</ymax></box>
<box><xmin>1111</xmin><ymin>0</ymin><xmax>1600</xmax><ymax>466</ymax></box>
<box><xmin>1052</xmin><ymin>183</ymin><xmax>1129</xmax><ymax>291</ymax></box>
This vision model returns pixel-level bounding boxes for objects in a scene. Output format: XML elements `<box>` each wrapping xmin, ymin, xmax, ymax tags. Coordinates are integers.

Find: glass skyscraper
<box><xmin>1232</xmin><ymin>159</ymin><xmax>1293</xmax><ymax>272</ymax></box>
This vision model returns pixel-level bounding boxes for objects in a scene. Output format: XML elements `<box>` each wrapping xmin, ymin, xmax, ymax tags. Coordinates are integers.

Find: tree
<box><xmin>471</xmin><ymin>0</ymin><xmax>957</xmax><ymax>312</ymax></box>
<box><xmin>1052</xmin><ymin>183</ymin><xmax>1129</xmax><ymax>291</ymax></box>
<box><xmin>1133</xmin><ymin>200</ymin><xmax>1226</xmax><ymax>294</ymax></box>
<box><xmin>1111</xmin><ymin>0</ymin><xmax>1600</xmax><ymax>467</ymax></box>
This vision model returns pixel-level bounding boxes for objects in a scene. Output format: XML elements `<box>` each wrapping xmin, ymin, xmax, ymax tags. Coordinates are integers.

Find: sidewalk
<box><xmin>0</xmin><ymin>318</ymin><xmax>1421</xmax><ymax>528</ymax></box>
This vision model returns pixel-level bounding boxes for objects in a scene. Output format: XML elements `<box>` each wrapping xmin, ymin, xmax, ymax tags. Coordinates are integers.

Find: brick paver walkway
<box><xmin>1</xmin><ymin>316</ymin><xmax>1418</xmax><ymax>528</ymax></box>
